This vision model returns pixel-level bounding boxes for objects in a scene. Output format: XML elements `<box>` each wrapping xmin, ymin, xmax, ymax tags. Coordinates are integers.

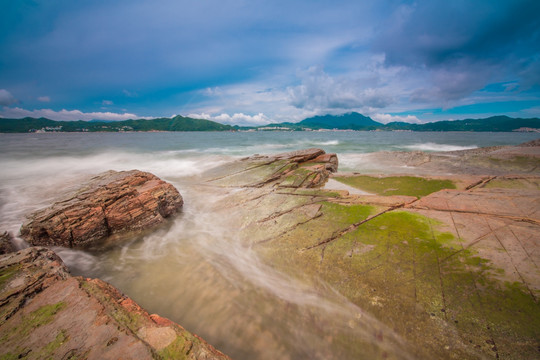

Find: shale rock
<box><xmin>20</xmin><ymin>170</ymin><xmax>183</xmax><ymax>248</ymax></box>
<box><xmin>0</xmin><ymin>247</ymin><xmax>230</xmax><ymax>360</ymax></box>
<box><xmin>204</xmin><ymin>148</ymin><xmax>338</xmax><ymax>188</ymax></box>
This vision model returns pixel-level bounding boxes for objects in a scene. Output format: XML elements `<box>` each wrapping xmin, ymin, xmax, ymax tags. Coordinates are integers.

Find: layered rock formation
<box><xmin>0</xmin><ymin>247</ymin><xmax>230</xmax><ymax>360</ymax></box>
<box><xmin>20</xmin><ymin>170</ymin><xmax>183</xmax><ymax>248</ymax></box>
<box><xmin>196</xmin><ymin>143</ymin><xmax>540</xmax><ymax>359</ymax></box>
<box><xmin>204</xmin><ymin>148</ymin><xmax>338</xmax><ymax>188</ymax></box>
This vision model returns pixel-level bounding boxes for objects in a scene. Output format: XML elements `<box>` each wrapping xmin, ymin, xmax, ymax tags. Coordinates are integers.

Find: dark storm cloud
<box><xmin>373</xmin><ymin>0</ymin><xmax>540</xmax><ymax>101</ymax></box>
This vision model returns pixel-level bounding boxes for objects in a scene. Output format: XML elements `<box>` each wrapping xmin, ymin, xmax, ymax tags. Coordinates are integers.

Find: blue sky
<box><xmin>1</xmin><ymin>0</ymin><xmax>539</xmax><ymax>125</ymax></box>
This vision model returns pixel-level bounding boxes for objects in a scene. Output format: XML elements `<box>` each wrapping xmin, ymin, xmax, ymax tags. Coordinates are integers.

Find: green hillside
<box><xmin>252</xmin><ymin>114</ymin><xmax>539</xmax><ymax>132</ymax></box>
<box><xmin>382</xmin><ymin>115</ymin><xmax>540</xmax><ymax>132</ymax></box>
<box><xmin>0</xmin><ymin>115</ymin><xmax>234</xmax><ymax>133</ymax></box>
<box><xmin>1</xmin><ymin>113</ymin><xmax>539</xmax><ymax>133</ymax></box>
<box><xmin>298</xmin><ymin>112</ymin><xmax>381</xmax><ymax>130</ymax></box>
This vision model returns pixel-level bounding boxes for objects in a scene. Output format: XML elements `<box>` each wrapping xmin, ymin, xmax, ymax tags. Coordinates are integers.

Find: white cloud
<box><xmin>37</xmin><ymin>96</ymin><xmax>51</xmax><ymax>102</ymax></box>
<box><xmin>0</xmin><ymin>107</ymin><xmax>150</xmax><ymax>121</ymax></box>
<box><xmin>102</xmin><ymin>100</ymin><xmax>113</xmax><ymax>105</ymax></box>
<box><xmin>122</xmin><ymin>89</ymin><xmax>138</xmax><ymax>97</ymax></box>
<box><xmin>0</xmin><ymin>89</ymin><xmax>17</xmax><ymax>106</ymax></box>
<box><xmin>188</xmin><ymin>112</ymin><xmax>271</xmax><ymax>126</ymax></box>
<box><xmin>372</xmin><ymin>113</ymin><xmax>422</xmax><ymax>124</ymax></box>
<box><xmin>201</xmin><ymin>87</ymin><xmax>223</xmax><ymax>96</ymax></box>
<box><xmin>286</xmin><ymin>66</ymin><xmax>394</xmax><ymax>112</ymax></box>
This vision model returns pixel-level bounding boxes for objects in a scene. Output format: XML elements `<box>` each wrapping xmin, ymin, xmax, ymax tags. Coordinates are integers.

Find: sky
<box><xmin>1</xmin><ymin>0</ymin><xmax>539</xmax><ymax>125</ymax></box>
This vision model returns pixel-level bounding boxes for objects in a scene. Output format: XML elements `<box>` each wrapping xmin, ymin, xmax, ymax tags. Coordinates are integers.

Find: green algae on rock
<box><xmin>333</xmin><ymin>175</ymin><xmax>456</xmax><ymax>198</ymax></box>
<box><xmin>199</xmin><ymin>146</ymin><xmax>540</xmax><ymax>359</ymax></box>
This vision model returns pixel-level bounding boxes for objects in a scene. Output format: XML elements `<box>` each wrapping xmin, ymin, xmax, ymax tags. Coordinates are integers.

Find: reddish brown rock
<box><xmin>308</xmin><ymin>153</ymin><xmax>339</xmax><ymax>172</ymax></box>
<box><xmin>0</xmin><ymin>247</ymin><xmax>230</xmax><ymax>360</ymax></box>
<box><xmin>273</xmin><ymin>148</ymin><xmax>325</xmax><ymax>162</ymax></box>
<box><xmin>20</xmin><ymin>170</ymin><xmax>183</xmax><ymax>248</ymax></box>
<box><xmin>205</xmin><ymin>148</ymin><xmax>338</xmax><ymax>188</ymax></box>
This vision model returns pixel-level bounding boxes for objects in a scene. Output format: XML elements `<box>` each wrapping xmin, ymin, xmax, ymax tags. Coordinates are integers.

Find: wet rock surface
<box><xmin>197</xmin><ymin>144</ymin><xmax>540</xmax><ymax>359</ymax></box>
<box><xmin>20</xmin><ymin>170</ymin><xmax>184</xmax><ymax>248</ymax></box>
<box><xmin>0</xmin><ymin>247</ymin><xmax>230</xmax><ymax>360</ymax></box>
<box><xmin>0</xmin><ymin>232</ymin><xmax>15</xmax><ymax>255</ymax></box>
<box><xmin>351</xmin><ymin>142</ymin><xmax>540</xmax><ymax>175</ymax></box>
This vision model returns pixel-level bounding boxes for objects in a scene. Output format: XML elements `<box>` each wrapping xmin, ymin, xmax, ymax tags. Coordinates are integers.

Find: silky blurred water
<box><xmin>0</xmin><ymin>131</ymin><xmax>537</xmax><ymax>359</ymax></box>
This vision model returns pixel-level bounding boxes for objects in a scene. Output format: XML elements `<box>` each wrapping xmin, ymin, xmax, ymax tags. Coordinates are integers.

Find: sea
<box><xmin>0</xmin><ymin>131</ymin><xmax>537</xmax><ymax>359</ymax></box>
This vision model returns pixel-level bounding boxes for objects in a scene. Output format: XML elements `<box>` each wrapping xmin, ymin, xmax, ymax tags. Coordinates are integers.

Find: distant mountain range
<box><xmin>253</xmin><ymin>113</ymin><xmax>540</xmax><ymax>132</ymax></box>
<box><xmin>0</xmin><ymin>115</ymin><xmax>233</xmax><ymax>133</ymax></box>
<box><xmin>0</xmin><ymin>112</ymin><xmax>539</xmax><ymax>133</ymax></box>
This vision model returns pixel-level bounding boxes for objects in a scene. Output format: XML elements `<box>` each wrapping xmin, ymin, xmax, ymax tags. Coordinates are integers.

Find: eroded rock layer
<box><xmin>204</xmin><ymin>148</ymin><xmax>338</xmax><ymax>188</ymax></box>
<box><xmin>0</xmin><ymin>247</ymin><xmax>230</xmax><ymax>360</ymax></box>
<box><xmin>20</xmin><ymin>170</ymin><xmax>183</xmax><ymax>248</ymax></box>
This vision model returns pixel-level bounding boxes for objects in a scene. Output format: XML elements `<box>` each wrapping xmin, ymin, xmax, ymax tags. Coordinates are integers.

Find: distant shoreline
<box><xmin>1</xmin><ymin>113</ymin><xmax>539</xmax><ymax>133</ymax></box>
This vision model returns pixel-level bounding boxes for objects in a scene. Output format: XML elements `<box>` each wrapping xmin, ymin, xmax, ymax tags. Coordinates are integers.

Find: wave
<box><xmin>0</xmin><ymin>151</ymin><xmax>230</xmax><ymax>236</ymax></box>
<box><xmin>313</xmin><ymin>140</ymin><xmax>339</xmax><ymax>146</ymax></box>
<box><xmin>200</xmin><ymin>140</ymin><xmax>340</xmax><ymax>155</ymax></box>
<box><xmin>402</xmin><ymin>142</ymin><xmax>478</xmax><ymax>152</ymax></box>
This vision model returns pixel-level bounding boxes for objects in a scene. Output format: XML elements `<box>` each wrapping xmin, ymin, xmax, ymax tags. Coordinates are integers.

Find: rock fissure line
<box><xmin>465</xmin><ymin>176</ymin><xmax>497</xmax><ymax>190</ymax></box>
<box><xmin>448</xmin><ymin>212</ymin><xmax>501</xmax><ymax>356</ymax></box>
<box><xmin>0</xmin><ymin>272</ymin><xmax>48</xmax><ymax>309</ymax></box>
<box><xmin>428</xmin><ymin>218</ymin><xmax>448</xmax><ymax>321</ymax></box>
<box><xmin>508</xmin><ymin>226</ymin><xmax>539</xmax><ymax>271</ymax></box>
<box><xmin>465</xmin><ymin>260</ymin><xmax>502</xmax><ymax>359</ymax></box>
<box><xmin>101</xmin><ymin>206</ymin><xmax>111</xmax><ymax>237</ymax></box>
<box><xmin>257</xmin><ymin>200</ymin><xmax>324</xmax><ymax>223</ymax></box>
<box><xmin>488</xmin><ymin>222</ymin><xmax>538</xmax><ymax>303</ymax></box>
<box><xmin>205</xmin><ymin>160</ymin><xmax>279</xmax><ymax>183</ymax></box>
<box><xmin>408</xmin><ymin>205</ymin><xmax>540</xmax><ymax>226</ymax></box>
<box><xmin>254</xmin><ymin>212</ymin><xmax>324</xmax><ymax>245</ymax></box>
<box><xmin>300</xmin><ymin>203</ymin><xmax>408</xmax><ymax>251</ymax></box>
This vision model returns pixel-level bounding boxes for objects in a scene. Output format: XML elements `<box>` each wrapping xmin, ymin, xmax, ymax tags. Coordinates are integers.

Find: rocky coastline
<box><xmin>1</xmin><ymin>141</ymin><xmax>539</xmax><ymax>359</ymax></box>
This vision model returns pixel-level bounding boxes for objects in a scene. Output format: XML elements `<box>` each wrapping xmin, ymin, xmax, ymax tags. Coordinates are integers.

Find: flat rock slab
<box><xmin>20</xmin><ymin>170</ymin><xmax>184</xmax><ymax>248</ymax></box>
<box><xmin>200</xmin><ymin>147</ymin><xmax>540</xmax><ymax>359</ymax></box>
<box><xmin>352</xmin><ymin>144</ymin><xmax>540</xmax><ymax>175</ymax></box>
<box><xmin>407</xmin><ymin>182</ymin><xmax>540</xmax><ymax>295</ymax></box>
<box><xmin>409</xmin><ymin>187</ymin><xmax>540</xmax><ymax>223</ymax></box>
<box><xmin>0</xmin><ymin>247</ymin><xmax>230</xmax><ymax>360</ymax></box>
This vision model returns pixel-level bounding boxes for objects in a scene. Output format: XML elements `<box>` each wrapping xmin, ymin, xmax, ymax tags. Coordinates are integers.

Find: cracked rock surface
<box><xmin>197</xmin><ymin>145</ymin><xmax>540</xmax><ymax>359</ymax></box>
<box><xmin>20</xmin><ymin>170</ymin><xmax>184</xmax><ymax>248</ymax></box>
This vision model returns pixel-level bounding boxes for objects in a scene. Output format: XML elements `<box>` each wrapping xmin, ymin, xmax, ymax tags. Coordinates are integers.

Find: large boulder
<box><xmin>0</xmin><ymin>247</ymin><xmax>230</xmax><ymax>359</ymax></box>
<box><xmin>20</xmin><ymin>170</ymin><xmax>183</xmax><ymax>248</ymax></box>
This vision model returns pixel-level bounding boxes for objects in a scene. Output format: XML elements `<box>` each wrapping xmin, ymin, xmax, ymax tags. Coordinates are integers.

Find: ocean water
<box><xmin>0</xmin><ymin>131</ymin><xmax>537</xmax><ymax>359</ymax></box>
